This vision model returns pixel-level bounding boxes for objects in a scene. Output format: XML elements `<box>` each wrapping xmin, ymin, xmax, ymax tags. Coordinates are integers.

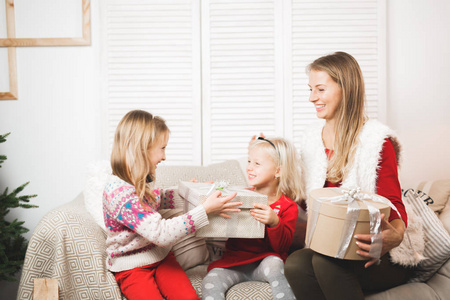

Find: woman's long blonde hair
<box><xmin>249</xmin><ymin>138</ymin><xmax>305</xmax><ymax>203</ymax></box>
<box><xmin>307</xmin><ymin>52</ymin><xmax>367</xmax><ymax>183</ymax></box>
<box><xmin>111</xmin><ymin>110</ymin><xmax>169</xmax><ymax>208</ymax></box>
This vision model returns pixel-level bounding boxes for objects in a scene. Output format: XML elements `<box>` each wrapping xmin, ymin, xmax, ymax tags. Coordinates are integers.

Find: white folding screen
<box><xmin>101</xmin><ymin>0</ymin><xmax>386</xmax><ymax>165</ymax></box>
<box><xmin>201</xmin><ymin>0</ymin><xmax>284</xmax><ymax>164</ymax></box>
<box><xmin>101</xmin><ymin>0</ymin><xmax>202</xmax><ymax>165</ymax></box>
<box><xmin>286</xmin><ymin>0</ymin><xmax>386</xmax><ymax>147</ymax></box>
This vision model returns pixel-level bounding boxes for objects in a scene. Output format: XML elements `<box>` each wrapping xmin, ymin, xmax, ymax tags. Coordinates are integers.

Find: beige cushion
<box><xmin>416</xmin><ymin>180</ymin><xmax>450</xmax><ymax>214</ymax></box>
<box><xmin>160</xmin><ymin>209</ymin><xmax>210</xmax><ymax>270</ymax></box>
<box><xmin>205</xmin><ymin>238</ymin><xmax>227</xmax><ymax>262</ymax></box>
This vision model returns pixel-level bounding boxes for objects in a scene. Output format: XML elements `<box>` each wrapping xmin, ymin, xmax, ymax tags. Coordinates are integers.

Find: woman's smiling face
<box><xmin>308</xmin><ymin>69</ymin><xmax>343</xmax><ymax>122</ymax></box>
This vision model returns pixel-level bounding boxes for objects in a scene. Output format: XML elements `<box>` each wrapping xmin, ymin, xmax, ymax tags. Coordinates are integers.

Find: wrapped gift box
<box><xmin>306</xmin><ymin>188</ymin><xmax>391</xmax><ymax>260</ymax></box>
<box><xmin>178</xmin><ymin>181</ymin><xmax>268</xmax><ymax>238</ymax></box>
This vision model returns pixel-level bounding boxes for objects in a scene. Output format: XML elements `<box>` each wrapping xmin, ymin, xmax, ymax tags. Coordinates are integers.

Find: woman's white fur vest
<box><xmin>300</xmin><ymin>120</ymin><xmax>425</xmax><ymax>266</ymax></box>
<box><xmin>300</xmin><ymin>119</ymin><xmax>402</xmax><ymax>197</ymax></box>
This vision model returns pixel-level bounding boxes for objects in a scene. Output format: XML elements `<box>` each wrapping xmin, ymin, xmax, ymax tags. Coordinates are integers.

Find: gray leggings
<box><xmin>201</xmin><ymin>255</ymin><xmax>296</xmax><ymax>300</ymax></box>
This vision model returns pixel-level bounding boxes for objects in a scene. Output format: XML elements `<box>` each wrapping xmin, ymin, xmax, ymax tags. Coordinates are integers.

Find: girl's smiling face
<box><xmin>148</xmin><ymin>133</ymin><xmax>168</xmax><ymax>170</ymax></box>
<box><xmin>308</xmin><ymin>69</ymin><xmax>343</xmax><ymax>122</ymax></box>
<box><xmin>247</xmin><ymin>146</ymin><xmax>279</xmax><ymax>190</ymax></box>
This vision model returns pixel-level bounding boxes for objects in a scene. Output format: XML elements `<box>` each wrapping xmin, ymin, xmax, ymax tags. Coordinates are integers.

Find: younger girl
<box><xmin>201</xmin><ymin>137</ymin><xmax>304</xmax><ymax>300</ymax></box>
<box><xmin>103</xmin><ymin>110</ymin><xmax>242</xmax><ymax>300</ymax></box>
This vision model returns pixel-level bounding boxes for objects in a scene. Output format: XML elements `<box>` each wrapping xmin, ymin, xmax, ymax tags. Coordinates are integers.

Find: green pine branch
<box><xmin>0</xmin><ymin>133</ymin><xmax>10</xmax><ymax>167</ymax></box>
<box><xmin>0</xmin><ymin>132</ymin><xmax>38</xmax><ymax>281</ymax></box>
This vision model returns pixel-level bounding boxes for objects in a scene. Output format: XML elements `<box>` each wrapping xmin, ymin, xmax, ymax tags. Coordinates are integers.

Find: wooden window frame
<box><xmin>0</xmin><ymin>0</ymin><xmax>91</xmax><ymax>100</ymax></box>
<box><xmin>0</xmin><ymin>0</ymin><xmax>91</xmax><ymax>47</ymax></box>
<box><xmin>0</xmin><ymin>0</ymin><xmax>17</xmax><ymax>100</ymax></box>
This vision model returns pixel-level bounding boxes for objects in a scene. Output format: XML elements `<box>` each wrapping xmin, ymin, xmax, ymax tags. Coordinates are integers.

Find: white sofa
<box><xmin>17</xmin><ymin>160</ymin><xmax>450</xmax><ymax>299</ymax></box>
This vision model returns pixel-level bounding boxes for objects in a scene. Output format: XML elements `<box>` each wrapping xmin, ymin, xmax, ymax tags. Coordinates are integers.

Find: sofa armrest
<box><xmin>17</xmin><ymin>193</ymin><xmax>123</xmax><ymax>300</ymax></box>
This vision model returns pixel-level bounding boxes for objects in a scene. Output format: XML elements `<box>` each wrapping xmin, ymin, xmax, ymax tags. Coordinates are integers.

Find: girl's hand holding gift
<box><xmin>250</xmin><ymin>203</ymin><xmax>280</xmax><ymax>228</ymax></box>
<box><xmin>202</xmin><ymin>191</ymin><xmax>242</xmax><ymax>219</ymax></box>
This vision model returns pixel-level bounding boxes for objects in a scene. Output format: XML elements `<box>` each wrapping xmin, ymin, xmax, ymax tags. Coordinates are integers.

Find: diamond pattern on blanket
<box><xmin>17</xmin><ymin>194</ymin><xmax>124</xmax><ymax>300</ymax></box>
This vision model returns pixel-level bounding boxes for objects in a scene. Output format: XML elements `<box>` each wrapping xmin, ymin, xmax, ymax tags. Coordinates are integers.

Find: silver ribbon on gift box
<box><xmin>306</xmin><ymin>187</ymin><xmax>402</xmax><ymax>260</ymax></box>
<box><xmin>204</xmin><ymin>180</ymin><xmax>248</xmax><ymax>197</ymax></box>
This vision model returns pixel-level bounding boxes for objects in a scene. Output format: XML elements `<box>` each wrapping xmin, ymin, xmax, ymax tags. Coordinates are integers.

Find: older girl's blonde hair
<box><xmin>307</xmin><ymin>51</ymin><xmax>367</xmax><ymax>183</ymax></box>
<box><xmin>249</xmin><ymin>137</ymin><xmax>305</xmax><ymax>203</ymax></box>
<box><xmin>111</xmin><ymin>110</ymin><xmax>169</xmax><ymax>209</ymax></box>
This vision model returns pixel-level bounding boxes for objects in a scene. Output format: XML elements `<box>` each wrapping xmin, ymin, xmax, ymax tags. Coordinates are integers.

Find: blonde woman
<box><xmin>284</xmin><ymin>52</ymin><xmax>411</xmax><ymax>299</ymax></box>
<box><xmin>201</xmin><ymin>137</ymin><xmax>304</xmax><ymax>300</ymax></box>
<box><xmin>103</xmin><ymin>110</ymin><xmax>242</xmax><ymax>300</ymax></box>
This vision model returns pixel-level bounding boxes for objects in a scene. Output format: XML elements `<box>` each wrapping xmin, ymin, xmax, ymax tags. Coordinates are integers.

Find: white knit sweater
<box><xmin>103</xmin><ymin>175</ymin><xmax>209</xmax><ymax>272</ymax></box>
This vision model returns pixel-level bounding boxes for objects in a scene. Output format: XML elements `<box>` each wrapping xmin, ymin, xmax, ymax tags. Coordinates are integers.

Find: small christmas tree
<box><xmin>0</xmin><ymin>133</ymin><xmax>37</xmax><ymax>281</ymax></box>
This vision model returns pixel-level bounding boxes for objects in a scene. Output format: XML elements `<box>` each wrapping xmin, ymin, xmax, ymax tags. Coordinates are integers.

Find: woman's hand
<box><xmin>250</xmin><ymin>203</ymin><xmax>279</xmax><ymax>228</ymax></box>
<box><xmin>202</xmin><ymin>191</ymin><xmax>242</xmax><ymax>219</ymax></box>
<box><xmin>354</xmin><ymin>213</ymin><xmax>405</xmax><ymax>268</ymax></box>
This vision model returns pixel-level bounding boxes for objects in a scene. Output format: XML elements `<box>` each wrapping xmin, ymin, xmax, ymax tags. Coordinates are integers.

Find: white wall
<box><xmin>386</xmin><ymin>0</ymin><xmax>450</xmax><ymax>188</ymax></box>
<box><xmin>0</xmin><ymin>1</ymin><xmax>102</xmax><ymax>297</ymax></box>
<box><xmin>0</xmin><ymin>0</ymin><xmax>449</xmax><ymax>297</ymax></box>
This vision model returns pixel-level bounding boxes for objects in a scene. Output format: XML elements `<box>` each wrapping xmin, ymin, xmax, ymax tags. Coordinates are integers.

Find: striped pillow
<box><xmin>404</xmin><ymin>190</ymin><xmax>450</xmax><ymax>282</ymax></box>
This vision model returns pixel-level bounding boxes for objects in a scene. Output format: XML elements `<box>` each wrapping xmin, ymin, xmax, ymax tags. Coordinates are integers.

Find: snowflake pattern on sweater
<box><xmin>103</xmin><ymin>175</ymin><xmax>205</xmax><ymax>271</ymax></box>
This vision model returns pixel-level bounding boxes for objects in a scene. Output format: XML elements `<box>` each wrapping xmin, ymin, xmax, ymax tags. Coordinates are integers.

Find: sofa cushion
<box><xmin>205</xmin><ymin>238</ymin><xmax>227</xmax><ymax>262</ymax></box>
<box><xmin>160</xmin><ymin>209</ymin><xmax>210</xmax><ymax>270</ymax></box>
<box><xmin>404</xmin><ymin>190</ymin><xmax>450</xmax><ymax>282</ymax></box>
<box><xmin>416</xmin><ymin>179</ymin><xmax>450</xmax><ymax>234</ymax></box>
<box><xmin>416</xmin><ymin>179</ymin><xmax>450</xmax><ymax>214</ymax></box>
<box><xmin>426</xmin><ymin>258</ymin><xmax>450</xmax><ymax>300</ymax></box>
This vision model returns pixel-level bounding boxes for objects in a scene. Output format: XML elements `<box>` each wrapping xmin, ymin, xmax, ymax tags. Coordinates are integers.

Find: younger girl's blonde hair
<box><xmin>249</xmin><ymin>137</ymin><xmax>305</xmax><ymax>203</ymax></box>
<box><xmin>307</xmin><ymin>51</ymin><xmax>367</xmax><ymax>183</ymax></box>
<box><xmin>111</xmin><ymin>110</ymin><xmax>169</xmax><ymax>209</ymax></box>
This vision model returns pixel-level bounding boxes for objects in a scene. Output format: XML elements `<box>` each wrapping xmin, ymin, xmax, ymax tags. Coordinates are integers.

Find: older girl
<box><xmin>103</xmin><ymin>110</ymin><xmax>242</xmax><ymax>300</ymax></box>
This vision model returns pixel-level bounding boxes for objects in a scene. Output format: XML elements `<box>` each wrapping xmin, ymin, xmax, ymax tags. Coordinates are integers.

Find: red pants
<box><xmin>114</xmin><ymin>252</ymin><xmax>199</xmax><ymax>300</ymax></box>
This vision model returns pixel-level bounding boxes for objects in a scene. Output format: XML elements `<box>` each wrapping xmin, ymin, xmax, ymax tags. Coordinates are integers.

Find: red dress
<box><xmin>325</xmin><ymin>138</ymin><xmax>407</xmax><ymax>226</ymax></box>
<box><xmin>207</xmin><ymin>194</ymin><xmax>298</xmax><ymax>272</ymax></box>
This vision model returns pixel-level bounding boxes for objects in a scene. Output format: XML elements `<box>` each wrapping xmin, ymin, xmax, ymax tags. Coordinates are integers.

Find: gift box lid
<box><xmin>178</xmin><ymin>181</ymin><xmax>267</xmax><ymax>209</ymax></box>
<box><xmin>309</xmin><ymin>188</ymin><xmax>391</xmax><ymax>221</ymax></box>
